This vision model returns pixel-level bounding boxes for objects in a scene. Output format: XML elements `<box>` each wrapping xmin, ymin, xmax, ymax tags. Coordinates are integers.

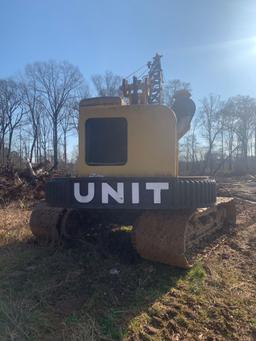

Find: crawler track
<box><xmin>133</xmin><ymin>197</ymin><xmax>235</xmax><ymax>268</ymax></box>
<box><xmin>30</xmin><ymin>197</ymin><xmax>235</xmax><ymax>269</ymax></box>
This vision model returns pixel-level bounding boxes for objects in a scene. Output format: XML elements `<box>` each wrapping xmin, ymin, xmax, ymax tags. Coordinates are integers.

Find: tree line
<box><xmin>0</xmin><ymin>61</ymin><xmax>121</xmax><ymax>169</ymax></box>
<box><xmin>1</xmin><ymin>59</ymin><xmax>255</xmax><ymax>175</ymax></box>
<box><xmin>180</xmin><ymin>94</ymin><xmax>256</xmax><ymax>175</ymax></box>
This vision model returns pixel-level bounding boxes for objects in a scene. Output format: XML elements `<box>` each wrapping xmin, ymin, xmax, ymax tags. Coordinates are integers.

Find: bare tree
<box><xmin>92</xmin><ymin>71</ymin><xmax>121</xmax><ymax>96</ymax></box>
<box><xmin>39</xmin><ymin>113</ymin><xmax>51</xmax><ymax>163</ymax></box>
<box><xmin>199</xmin><ymin>95</ymin><xmax>222</xmax><ymax>174</ymax></box>
<box><xmin>0</xmin><ymin>80</ymin><xmax>10</xmax><ymax>163</ymax></box>
<box><xmin>0</xmin><ymin>79</ymin><xmax>25</xmax><ymax>163</ymax></box>
<box><xmin>180</xmin><ymin>118</ymin><xmax>199</xmax><ymax>174</ymax></box>
<box><xmin>69</xmin><ymin>86</ymin><xmax>91</xmax><ymax>133</ymax></box>
<box><xmin>60</xmin><ymin>106</ymin><xmax>72</xmax><ymax>165</ymax></box>
<box><xmin>220</xmin><ymin>99</ymin><xmax>238</xmax><ymax>171</ymax></box>
<box><xmin>60</xmin><ymin>85</ymin><xmax>90</xmax><ymax>165</ymax></box>
<box><xmin>232</xmin><ymin>96</ymin><xmax>255</xmax><ymax>170</ymax></box>
<box><xmin>25</xmin><ymin>61</ymin><xmax>84</xmax><ymax>168</ymax></box>
<box><xmin>164</xmin><ymin>79</ymin><xmax>191</xmax><ymax>107</ymax></box>
<box><xmin>20</xmin><ymin>71</ymin><xmax>45</xmax><ymax>162</ymax></box>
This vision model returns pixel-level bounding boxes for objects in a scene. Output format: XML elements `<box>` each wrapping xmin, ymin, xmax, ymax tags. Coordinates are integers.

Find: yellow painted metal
<box><xmin>78</xmin><ymin>103</ymin><xmax>177</xmax><ymax>177</ymax></box>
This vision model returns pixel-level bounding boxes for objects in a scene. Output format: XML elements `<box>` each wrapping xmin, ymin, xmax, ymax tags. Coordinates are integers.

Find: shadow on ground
<box><xmin>0</xmin><ymin>227</ymin><xmax>186</xmax><ymax>340</ymax></box>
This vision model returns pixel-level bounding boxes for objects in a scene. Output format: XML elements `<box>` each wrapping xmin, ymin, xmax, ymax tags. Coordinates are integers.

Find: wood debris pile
<box><xmin>0</xmin><ymin>161</ymin><xmax>62</xmax><ymax>206</ymax></box>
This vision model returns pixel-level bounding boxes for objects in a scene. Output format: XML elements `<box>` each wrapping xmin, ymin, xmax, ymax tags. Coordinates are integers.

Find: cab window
<box><xmin>85</xmin><ymin>117</ymin><xmax>127</xmax><ymax>165</ymax></box>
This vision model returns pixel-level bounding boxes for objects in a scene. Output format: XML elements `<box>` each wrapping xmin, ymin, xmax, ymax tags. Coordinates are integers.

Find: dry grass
<box><xmin>0</xmin><ymin>196</ymin><xmax>255</xmax><ymax>340</ymax></box>
<box><xmin>62</xmin><ymin>314</ymin><xmax>102</xmax><ymax>341</ymax></box>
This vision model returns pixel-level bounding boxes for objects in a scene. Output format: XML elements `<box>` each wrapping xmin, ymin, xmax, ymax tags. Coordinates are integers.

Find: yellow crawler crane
<box><xmin>30</xmin><ymin>55</ymin><xmax>235</xmax><ymax>268</ymax></box>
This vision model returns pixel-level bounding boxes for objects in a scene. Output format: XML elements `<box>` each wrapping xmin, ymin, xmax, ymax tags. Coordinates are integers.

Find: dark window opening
<box><xmin>86</xmin><ymin>117</ymin><xmax>127</xmax><ymax>165</ymax></box>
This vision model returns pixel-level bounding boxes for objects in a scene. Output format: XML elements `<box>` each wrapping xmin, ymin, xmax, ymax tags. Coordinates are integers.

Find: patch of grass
<box><xmin>185</xmin><ymin>262</ymin><xmax>206</xmax><ymax>294</ymax></box>
<box><xmin>175</xmin><ymin>312</ymin><xmax>189</xmax><ymax>328</ymax></box>
<box><xmin>65</xmin><ymin>312</ymin><xmax>80</xmax><ymax>325</ymax></box>
<box><xmin>63</xmin><ymin>314</ymin><xmax>101</xmax><ymax>341</ymax></box>
<box><xmin>0</xmin><ymin>296</ymin><xmax>54</xmax><ymax>340</ymax></box>
<box><xmin>99</xmin><ymin>312</ymin><xmax>123</xmax><ymax>340</ymax></box>
<box><xmin>127</xmin><ymin>313</ymin><xmax>150</xmax><ymax>337</ymax></box>
<box><xmin>250</xmin><ymin>318</ymin><xmax>256</xmax><ymax>328</ymax></box>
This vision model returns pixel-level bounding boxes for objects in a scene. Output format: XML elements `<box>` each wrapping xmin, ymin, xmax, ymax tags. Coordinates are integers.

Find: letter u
<box><xmin>74</xmin><ymin>183</ymin><xmax>95</xmax><ymax>203</ymax></box>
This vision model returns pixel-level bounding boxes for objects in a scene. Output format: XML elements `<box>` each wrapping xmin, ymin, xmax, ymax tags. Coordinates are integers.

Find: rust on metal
<box><xmin>29</xmin><ymin>202</ymin><xmax>65</xmax><ymax>241</ymax></box>
<box><xmin>133</xmin><ymin>197</ymin><xmax>236</xmax><ymax>268</ymax></box>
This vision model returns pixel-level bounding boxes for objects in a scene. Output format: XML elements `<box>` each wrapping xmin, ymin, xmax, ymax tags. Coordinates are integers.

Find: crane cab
<box><xmin>78</xmin><ymin>97</ymin><xmax>178</xmax><ymax>177</ymax></box>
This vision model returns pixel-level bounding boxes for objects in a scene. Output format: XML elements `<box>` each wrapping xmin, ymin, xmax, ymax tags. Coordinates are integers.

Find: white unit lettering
<box><xmin>102</xmin><ymin>183</ymin><xmax>124</xmax><ymax>204</ymax></box>
<box><xmin>74</xmin><ymin>183</ymin><xmax>95</xmax><ymax>203</ymax></box>
<box><xmin>146</xmin><ymin>182</ymin><xmax>169</xmax><ymax>204</ymax></box>
<box><xmin>132</xmin><ymin>182</ymin><xmax>140</xmax><ymax>204</ymax></box>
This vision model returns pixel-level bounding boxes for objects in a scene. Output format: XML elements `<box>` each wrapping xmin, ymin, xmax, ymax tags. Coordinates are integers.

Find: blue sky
<box><xmin>1</xmin><ymin>0</ymin><xmax>256</xmax><ymax>102</ymax></box>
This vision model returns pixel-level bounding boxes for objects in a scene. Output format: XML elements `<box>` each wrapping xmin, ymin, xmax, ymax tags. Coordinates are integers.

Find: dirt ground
<box><xmin>0</xmin><ymin>177</ymin><xmax>255</xmax><ymax>340</ymax></box>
